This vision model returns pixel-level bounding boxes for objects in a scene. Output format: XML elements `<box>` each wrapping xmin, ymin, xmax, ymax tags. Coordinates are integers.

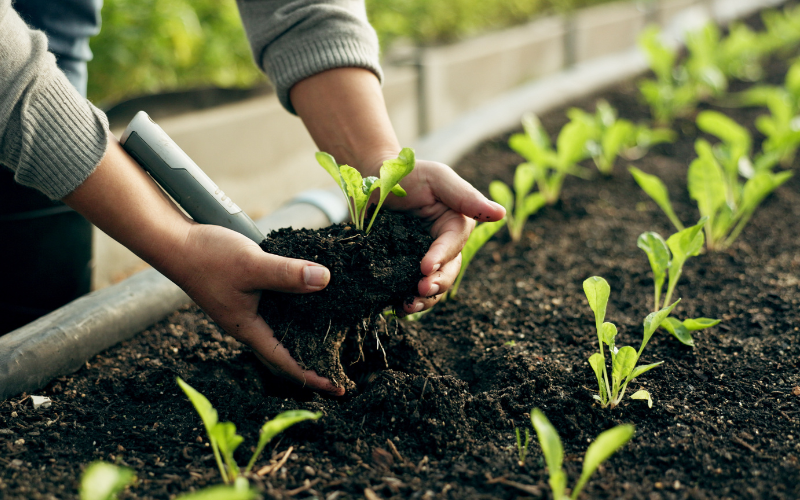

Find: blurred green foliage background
<box><xmin>88</xmin><ymin>0</ymin><xmax>619</xmax><ymax>107</ymax></box>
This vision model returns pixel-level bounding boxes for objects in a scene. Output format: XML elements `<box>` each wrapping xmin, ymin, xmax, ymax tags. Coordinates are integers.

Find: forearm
<box><xmin>62</xmin><ymin>137</ymin><xmax>191</xmax><ymax>274</ymax></box>
<box><xmin>290</xmin><ymin>67</ymin><xmax>400</xmax><ymax>174</ymax></box>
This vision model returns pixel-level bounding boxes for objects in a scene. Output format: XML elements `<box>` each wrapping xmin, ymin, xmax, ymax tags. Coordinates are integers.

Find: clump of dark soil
<box><xmin>258</xmin><ymin>210</ymin><xmax>431</xmax><ymax>389</ymax></box>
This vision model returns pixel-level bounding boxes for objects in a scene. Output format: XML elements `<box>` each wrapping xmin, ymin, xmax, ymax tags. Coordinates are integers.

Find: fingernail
<box><xmin>304</xmin><ymin>265</ymin><xmax>329</xmax><ymax>288</ymax></box>
<box><xmin>413</xmin><ymin>302</ymin><xmax>424</xmax><ymax>313</ymax></box>
<box><xmin>428</xmin><ymin>284</ymin><xmax>440</xmax><ymax>296</ymax></box>
<box><xmin>430</xmin><ymin>263</ymin><xmax>441</xmax><ymax>274</ymax></box>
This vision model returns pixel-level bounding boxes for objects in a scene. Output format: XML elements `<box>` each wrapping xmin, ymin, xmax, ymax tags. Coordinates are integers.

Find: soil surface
<box><xmin>259</xmin><ymin>210</ymin><xmax>431</xmax><ymax>390</ymax></box>
<box><xmin>2</xmin><ymin>10</ymin><xmax>800</xmax><ymax>500</ymax></box>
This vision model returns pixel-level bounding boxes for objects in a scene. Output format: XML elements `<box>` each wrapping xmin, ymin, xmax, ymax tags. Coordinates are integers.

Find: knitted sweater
<box><xmin>0</xmin><ymin>0</ymin><xmax>381</xmax><ymax>200</ymax></box>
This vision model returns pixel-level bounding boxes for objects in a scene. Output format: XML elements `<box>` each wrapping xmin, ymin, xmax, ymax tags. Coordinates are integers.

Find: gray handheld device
<box><xmin>120</xmin><ymin>111</ymin><xmax>265</xmax><ymax>243</ymax></box>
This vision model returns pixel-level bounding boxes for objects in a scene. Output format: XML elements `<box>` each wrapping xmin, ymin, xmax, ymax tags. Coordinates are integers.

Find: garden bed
<box><xmin>3</xmin><ymin>19</ymin><xmax>800</xmax><ymax>500</ymax></box>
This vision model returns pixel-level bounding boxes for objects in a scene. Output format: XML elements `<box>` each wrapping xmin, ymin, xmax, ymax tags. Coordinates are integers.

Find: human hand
<box><xmin>377</xmin><ymin>158</ymin><xmax>506</xmax><ymax>314</ymax></box>
<box><xmin>167</xmin><ymin>223</ymin><xmax>345</xmax><ymax>396</ymax></box>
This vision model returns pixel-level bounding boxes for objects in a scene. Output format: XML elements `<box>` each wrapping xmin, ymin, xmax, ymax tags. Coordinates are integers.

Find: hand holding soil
<box><xmin>165</xmin><ymin>223</ymin><xmax>345</xmax><ymax>396</ymax></box>
<box><xmin>377</xmin><ymin>158</ymin><xmax>507</xmax><ymax>314</ymax></box>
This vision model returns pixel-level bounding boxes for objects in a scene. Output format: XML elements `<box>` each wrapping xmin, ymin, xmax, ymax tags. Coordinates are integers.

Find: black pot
<box><xmin>0</xmin><ymin>168</ymin><xmax>92</xmax><ymax>334</ymax></box>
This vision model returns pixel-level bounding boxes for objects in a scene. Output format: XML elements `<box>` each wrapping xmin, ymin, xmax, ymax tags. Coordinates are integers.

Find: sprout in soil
<box><xmin>177</xmin><ymin>377</ymin><xmax>321</xmax><ymax>485</ymax></box>
<box><xmin>567</xmin><ymin>100</ymin><xmax>674</xmax><ymax>175</ymax></box>
<box><xmin>583</xmin><ymin>276</ymin><xmax>678</xmax><ymax>409</ymax></box>
<box><xmin>489</xmin><ymin>163</ymin><xmax>545</xmax><ymax>241</ymax></box>
<box><xmin>515</xmin><ymin>426</ymin><xmax>531</xmax><ymax>467</ymax></box>
<box><xmin>317</xmin><ymin>148</ymin><xmax>414</xmax><ymax>233</ymax></box>
<box><xmin>508</xmin><ymin>113</ymin><xmax>592</xmax><ymax>206</ymax></box>
<box><xmin>447</xmin><ymin>219</ymin><xmax>505</xmax><ymax>299</ymax></box>
<box><xmin>637</xmin><ymin>222</ymin><xmax>720</xmax><ymax>347</ymax></box>
<box><xmin>79</xmin><ymin>460</ymin><xmax>257</xmax><ymax>500</ymax></box>
<box><xmin>628</xmin><ymin>112</ymin><xmax>792</xmax><ymax>251</ymax></box>
<box><xmin>531</xmin><ymin>408</ymin><xmax>634</xmax><ymax>500</ymax></box>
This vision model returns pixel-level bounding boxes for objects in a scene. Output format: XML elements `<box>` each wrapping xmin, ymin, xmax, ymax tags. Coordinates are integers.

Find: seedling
<box><xmin>317</xmin><ymin>148</ymin><xmax>414</xmax><ymax>233</ymax></box>
<box><xmin>637</xmin><ymin>223</ymin><xmax>720</xmax><ymax>346</ymax></box>
<box><xmin>508</xmin><ymin>113</ymin><xmax>592</xmax><ymax>205</ymax></box>
<box><xmin>449</xmin><ymin>219</ymin><xmax>505</xmax><ymax>298</ymax></box>
<box><xmin>685</xmin><ymin>23</ymin><xmax>728</xmax><ymax>99</ymax></box>
<box><xmin>489</xmin><ymin>163</ymin><xmax>546</xmax><ymax>241</ymax></box>
<box><xmin>736</xmin><ymin>59</ymin><xmax>800</xmax><ymax>167</ymax></box>
<box><xmin>638</xmin><ymin>27</ymin><xmax>700</xmax><ymax>125</ymax></box>
<box><xmin>583</xmin><ymin>276</ymin><xmax>678</xmax><ymax>409</ymax></box>
<box><xmin>531</xmin><ymin>408</ymin><xmax>634</xmax><ymax>499</ymax></box>
<box><xmin>79</xmin><ymin>461</ymin><xmax>257</xmax><ymax>500</ymax></box>
<box><xmin>630</xmin><ymin>112</ymin><xmax>792</xmax><ymax>250</ymax></box>
<box><xmin>177</xmin><ymin>377</ymin><xmax>321</xmax><ymax>484</ymax></box>
<box><xmin>567</xmin><ymin>100</ymin><xmax>674</xmax><ymax>175</ymax></box>
<box><xmin>515</xmin><ymin>426</ymin><xmax>531</xmax><ymax>467</ymax></box>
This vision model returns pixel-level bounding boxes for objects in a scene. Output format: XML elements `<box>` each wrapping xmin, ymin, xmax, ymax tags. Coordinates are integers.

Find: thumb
<box><xmin>241</xmin><ymin>247</ymin><xmax>330</xmax><ymax>293</ymax></box>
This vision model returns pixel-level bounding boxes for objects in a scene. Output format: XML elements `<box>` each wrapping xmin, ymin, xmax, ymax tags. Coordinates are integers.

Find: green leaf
<box><xmin>683</xmin><ymin>317</ymin><xmax>721</xmax><ymax>330</ymax></box>
<box><xmin>315</xmin><ymin>151</ymin><xmax>345</xmax><ymax>191</ymax></box>
<box><xmin>630</xmin><ymin>389</ymin><xmax>653</xmax><ymax>408</ymax></box>
<box><xmin>637</xmin><ymin>231</ymin><xmax>670</xmax><ymax>303</ymax></box>
<box><xmin>519</xmin><ymin>192</ymin><xmax>546</xmax><ymax>222</ymax></box>
<box><xmin>666</xmin><ymin>218</ymin><xmax>707</xmax><ymax>266</ymax></box>
<box><xmin>366</xmin><ymin>148</ymin><xmax>415</xmax><ymax>233</ymax></box>
<box><xmin>556</xmin><ymin>120</ymin><xmax>591</xmax><ymax>168</ymax></box>
<box><xmin>660</xmin><ymin>317</ymin><xmax>694</xmax><ymax>346</ymax></box>
<box><xmin>177</xmin><ymin>377</ymin><xmax>218</xmax><ymax>437</ymax></box>
<box><xmin>639</xmin><ymin>26</ymin><xmax>675</xmax><ymax>82</ymax></box>
<box><xmin>696</xmin><ymin>111</ymin><xmax>751</xmax><ymax>157</ymax></box>
<box><xmin>340</xmin><ymin>165</ymin><xmax>368</xmax><ymax>216</ymax></box>
<box><xmin>489</xmin><ymin>181</ymin><xmax>514</xmax><ymax>215</ymax></box>
<box><xmin>600</xmin><ymin>120</ymin><xmax>635</xmax><ymax>172</ymax></box>
<box><xmin>629</xmin><ymin>361</ymin><xmax>663</xmax><ymax>380</ymax></box>
<box><xmin>611</xmin><ymin>346</ymin><xmax>637</xmax><ymax>391</ymax></box>
<box><xmin>629</xmin><ymin>167</ymin><xmax>684</xmax><ymax>230</ymax></box>
<box><xmin>571</xmin><ymin>424</ymin><xmax>634</xmax><ymax>500</ymax></box>
<box><xmin>740</xmin><ymin>171</ymin><xmax>792</xmax><ymax>214</ymax></box>
<box><xmin>514</xmin><ymin>163</ymin><xmax>538</xmax><ymax>200</ymax></box>
<box><xmin>588</xmin><ymin>352</ymin><xmax>607</xmax><ymax>404</ymax></box>
<box><xmin>643</xmin><ymin>299</ymin><xmax>680</xmax><ymax>349</ymax></box>
<box><xmin>175</xmin><ymin>480</ymin><xmax>258</xmax><ymax>500</ymax></box>
<box><xmin>210</xmin><ymin>421</ymin><xmax>243</xmax><ymax>479</ymax></box>
<box><xmin>246</xmin><ymin>410</ymin><xmax>322</xmax><ymax>473</ymax></box>
<box><xmin>450</xmin><ymin>220</ymin><xmax>505</xmax><ymax>297</ymax></box>
<box><xmin>583</xmin><ymin>276</ymin><xmax>610</xmax><ymax>332</ymax></box>
<box><xmin>531</xmin><ymin>409</ymin><xmax>565</xmax><ymax>500</ymax></box>
<box><xmin>688</xmin><ymin>143</ymin><xmax>726</xmax><ymax>222</ymax></box>
<box><xmin>80</xmin><ymin>462</ymin><xmax>135</xmax><ymax>500</ymax></box>
<box><xmin>600</xmin><ymin>322</ymin><xmax>617</xmax><ymax>350</ymax></box>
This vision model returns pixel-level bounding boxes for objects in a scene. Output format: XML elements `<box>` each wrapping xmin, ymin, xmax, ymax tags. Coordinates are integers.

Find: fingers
<box><xmin>240</xmin><ymin>247</ymin><xmax>330</xmax><ymax>293</ymax></box>
<box><xmin>403</xmin><ymin>253</ymin><xmax>462</xmax><ymax>314</ymax></box>
<box><xmin>420</xmin><ymin>209</ymin><xmax>473</xmax><ymax>276</ymax></box>
<box><xmin>239</xmin><ymin>314</ymin><xmax>345</xmax><ymax>396</ymax></box>
<box><xmin>422</xmin><ymin>161</ymin><xmax>506</xmax><ymax>222</ymax></box>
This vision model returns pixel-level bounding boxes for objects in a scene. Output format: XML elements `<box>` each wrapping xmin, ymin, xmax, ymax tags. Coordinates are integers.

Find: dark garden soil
<box><xmin>3</xmin><ymin>16</ymin><xmax>800</xmax><ymax>500</ymax></box>
<box><xmin>258</xmin><ymin>210</ymin><xmax>431</xmax><ymax>391</ymax></box>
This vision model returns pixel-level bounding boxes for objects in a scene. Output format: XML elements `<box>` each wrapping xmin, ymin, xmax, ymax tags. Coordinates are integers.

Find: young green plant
<box><xmin>629</xmin><ymin>112</ymin><xmax>792</xmax><ymax>250</ymax></box>
<box><xmin>177</xmin><ymin>377</ymin><xmax>321</xmax><ymax>485</ymax></box>
<box><xmin>489</xmin><ymin>163</ymin><xmax>545</xmax><ymax>241</ymax></box>
<box><xmin>583</xmin><ymin>276</ymin><xmax>678</xmax><ymax>409</ymax></box>
<box><xmin>567</xmin><ymin>100</ymin><xmax>675</xmax><ymax>175</ymax></box>
<box><xmin>508</xmin><ymin>113</ymin><xmax>592</xmax><ymax>205</ymax></box>
<box><xmin>317</xmin><ymin>148</ymin><xmax>415</xmax><ymax>233</ymax></box>
<box><xmin>515</xmin><ymin>426</ymin><xmax>531</xmax><ymax>467</ymax></box>
<box><xmin>637</xmin><ymin>221</ymin><xmax>721</xmax><ymax>346</ymax></box>
<box><xmin>531</xmin><ymin>408</ymin><xmax>634</xmax><ymax>500</ymax></box>
<box><xmin>448</xmin><ymin>218</ymin><xmax>505</xmax><ymax>299</ymax></box>
<box><xmin>736</xmin><ymin>59</ymin><xmax>800</xmax><ymax>167</ymax></box>
<box><xmin>638</xmin><ymin>26</ymin><xmax>700</xmax><ymax>126</ymax></box>
<box><xmin>79</xmin><ymin>461</ymin><xmax>257</xmax><ymax>500</ymax></box>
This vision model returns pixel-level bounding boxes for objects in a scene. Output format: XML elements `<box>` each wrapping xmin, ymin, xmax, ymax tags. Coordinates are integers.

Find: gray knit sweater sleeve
<box><xmin>236</xmin><ymin>0</ymin><xmax>382</xmax><ymax>114</ymax></box>
<box><xmin>0</xmin><ymin>0</ymin><xmax>108</xmax><ymax>200</ymax></box>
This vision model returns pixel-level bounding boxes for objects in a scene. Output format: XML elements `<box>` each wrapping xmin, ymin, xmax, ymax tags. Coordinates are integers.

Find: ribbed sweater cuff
<box><xmin>265</xmin><ymin>36</ymin><xmax>384</xmax><ymax>114</ymax></box>
<box><xmin>6</xmin><ymin>73</ymin><xmax>109</xmax><ymax>200</ymax></box>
